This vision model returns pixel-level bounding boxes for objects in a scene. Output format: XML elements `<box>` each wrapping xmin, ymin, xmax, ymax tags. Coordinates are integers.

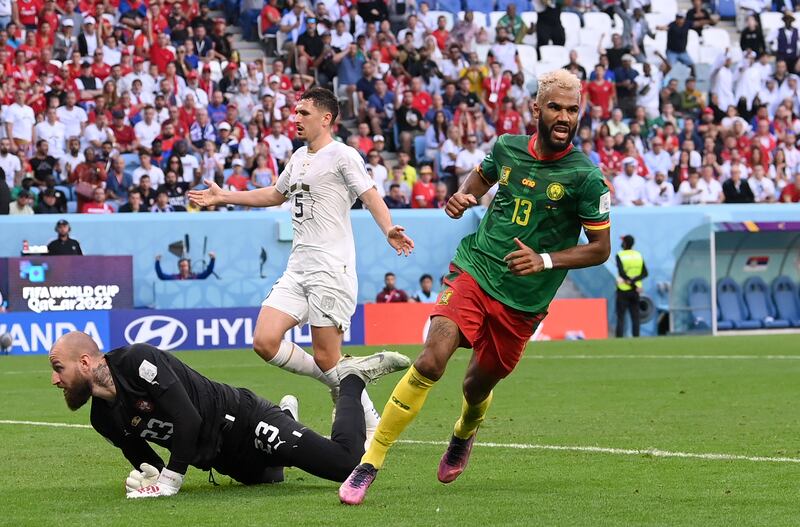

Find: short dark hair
<box><xmin>385</xmin><ymin>272</ymin><xmax>395</xmax><ymax>278</ymax></box>
<box><xmin>299</xmin><ymin>87</ymin><xmax>339</xmax><ymax>122</ymax></box>
<box><xmin>389</xmin><ymin>183</ymin><xmax>400</xmax><ymax>191</ymax></box>
<box><xmin>419</xmin><ymin>274</ymin><xmax>432</xmax><ymax>283</ymax></box>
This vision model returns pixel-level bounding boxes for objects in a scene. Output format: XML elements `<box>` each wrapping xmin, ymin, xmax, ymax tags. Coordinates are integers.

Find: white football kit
<box><xmin>263</xmin><ymin>140</ymin><xmax>375</xmax><ymax>331</ymax></box>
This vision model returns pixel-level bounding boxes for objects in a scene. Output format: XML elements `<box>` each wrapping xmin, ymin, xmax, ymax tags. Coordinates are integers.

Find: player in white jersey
<box><xmin>188</xmin><ymin>88</ymin><xmax>414</xmax><ymax>442</ymax></box>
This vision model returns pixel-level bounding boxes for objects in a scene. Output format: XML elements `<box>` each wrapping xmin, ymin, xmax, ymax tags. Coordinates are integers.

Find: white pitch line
<box><xmin>5</xmin><ymin>354</ymin><xmax>800</xmax><ymax>376</ymax></box>
<box><xmin>0</xmin><ymin>419</ymin><xmax>92</xmax><ymax>429</ymax></box>
<box><xmin>522</xmin><ymin>355</ymin><xmax>800</xmax><ymax>360</ymax></box>
<box><xmin>400</xmin><ymin>440</ymin><xmax>800</xmax><ymax>464</ymax></box>
<box><xmin>1</xmin><ymin>419</ymin><xmax>798</xmax><ymax>464</ymax></box>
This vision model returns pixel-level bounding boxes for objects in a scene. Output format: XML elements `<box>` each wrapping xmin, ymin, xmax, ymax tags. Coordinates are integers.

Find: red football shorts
<box><xmin>431</xmin><ymin>264</ymin><xmax>545</xmax><ymax>378</ymax></box>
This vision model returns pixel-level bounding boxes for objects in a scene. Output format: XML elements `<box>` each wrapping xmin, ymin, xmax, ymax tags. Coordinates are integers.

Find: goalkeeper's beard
<box><xmin>63</xmin><ymin>378</ymin><xmax>92</xmax><ymax>411</ymax></box>
<box><xmin>537</xmin><ymin>115</ymin><xmax>577</xmax><ymax>152</ymax></box>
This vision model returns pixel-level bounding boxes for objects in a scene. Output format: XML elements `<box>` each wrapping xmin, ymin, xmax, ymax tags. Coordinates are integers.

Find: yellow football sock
<box><xmin>453</xmin><ymin>391</ymin><xmax>493</xmax><ymax>440</ymax></box>
<box><xmin>361</xmin><ymin>365</ymin><xmax>435</xmax><ymax>469</ymax></box>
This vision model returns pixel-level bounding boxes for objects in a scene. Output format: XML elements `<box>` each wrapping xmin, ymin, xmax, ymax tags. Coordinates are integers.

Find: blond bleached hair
<box><xmin>536</xmin><ymin>69</ymin><xmax>582</xmax><ymax>107</ymax></box>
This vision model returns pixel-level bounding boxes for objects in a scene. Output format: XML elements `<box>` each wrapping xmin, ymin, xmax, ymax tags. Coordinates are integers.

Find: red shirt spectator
<box><xmin>496</xmin><ymin>101</ymin><xmax>523</xmax><ymax>136</ymax></box>
<box><xmin>780</xmin><ymin>180</ymin><xmax>800</xmax><ymax>202</ymax></box>
<box><xmin>482</xmin><ymin>66</ymin><xmax>510</xmax><ymax>110</ymax></box>
<box><xmin>411</xmin><ymin>168</ymin><xmax>436</xmax><ymax>208</ymax></box>
<box><xmin>17</xmin><ymin>0</ymin><xmax>42</xmax><ymax>27</ymax></box>
<box><xmin>585</xmin><ymin>69</ymin><xmax>615</xmax><ymax>119</ymax></box>
<box><xmin>81</xmin><ymin>187</ymin><xmax>114</xmax><ymax>213</ymax></box>
<box><xmin>149</xmin><ymin>34</ymin><xmax>175</xmax><ymax>75</ymax></box>
<box><xmin>375</xmin><ymin>273</ymin><xmax>409</xmax><ymax>303</ymax></box>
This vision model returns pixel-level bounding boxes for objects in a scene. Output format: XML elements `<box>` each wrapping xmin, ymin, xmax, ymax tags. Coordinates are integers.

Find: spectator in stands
<box><xmin>769</xmin><ymin>12</ymin><xmax>799</xmax><ymax>72</ymax></box>
<box><xmin>151</xmin><ymin>189</ymin><xmax>176</xmax><ymax>212</ymax></box>
<box><xmin>411</xmin><ymin>165</ymin><xmax>435</xmax><ymax>209</ymax></box>
<box><xmin>535</xmin><ymin>0</ymin><xmax>565</xmax><ymax>54</ymax></box>
<box><xmin>81</xmin><ymin>186</ymin><xmax>114</xmax><ymax>214</ymax></box>
<box><xmin>375</xmin><ymin>272</ymin><xmax>408</xmax><ymax>303</ymax></box>
<box><xmin>659</xmin><ymin>12</ymin><xmax>695</xmax><ymax>77</ymax></box>
<box><xmin>489</xmin><ymin>27</ymin><xmax>520</xmax><ymax>75</ymax></box>
<box><xmin>4</xmin><ymin>88</ymin><xmax>35</xmax><ymax>151</ymax></box>
<box><xmin>132</xmin><ymin>151</ymin><xmax>165</xmax><ymax>187</ymax></box>
<box><xmin>603</xmin><ymin>33</ymin><xmax>632</xmax><ymax>72</ymax></box>
<box><xmin>722</xmin><ymin>165</ymin><xmax>755</xmax><ymax>203</ymax></box>
<box><xmin>119</xmin><ymin>189</ymin><xmax>146</xmax><ymax>213</ymax></box>
<box><xmin>34</xmin><ymin>108</ymin><xmax>68</xmax><ymax>162</ymax></box>
<box><xmin>613</xmin><ymin>157</ymin><xmax>646</xmax><ymax>207</ymax></box>
<box><xmin>138</xmin><ymin>175</ymin><xmax>156</xmax><ymax>209</ymax></box>
<box><xmin>69</xmin><ymin>148</ymin><xmax>107</xmax><ymax>211</ymax></box>
<box><xmin>29</xmin><ymin>141</ymin><xmax>59</xmax><ymax>188</ymax></box>
<box><xmin>455</xmin><ymin>134</ymin><xmax>485</xmax><ymax>186</ymax></box>
<box><xmin>644</xmin><ymin>172</ymin><xmax>675</xmax><ymax>206</ymax></box>
<box><xmin>780</xmin><ymin>174</ymin><xmax>800</xmax><ymax>202</ymax></box>
<box><xmin>366</xmin><ymin>149</ymin><xmax>388</xmax><ymax>196</ymax></box>
<box><xmin>750</xmin><ymin>165</ymin><xmax>777</xmax><ymax>203</ymax></box>
<box><xmin>412</xmin><ymin>273</ymin><xmax>438</xmax><ymax>303</ymax></box>
<box><xmin>699</xmin><ymin>165</ymin><xmax>724</xmax><ymax>204</ymax></box>
<box><xmin>35</xmin><ymin>189</ymin><xmax>62</xmax><ymax>214</ymax></box>
<box><xmin>739</xmin><ymin>15</ymin><xmax>767</xmax><ymax>55</ymax></box>
<box><xmin>9</xmin><ymin>189</ymin><xmax>34</xmax><ymax>215</ymax></box>
<box><xmin>155</xmin><ymin>253</ymin><xmax>216</xmax><ymax>280</ymax></box>
<box><xmin>687</xmin><ymin>0</ymin><xmax>716</xmax><ymax>31</ymax></box>
<box><xmin>157</xmin><ymin>170</ymin><xmax>190</xmax><ymax>211</ymax></box>
<box><xmin>383</xmin><ymin>182</ymin><xmax>409</xmax><ymax>209</ymax></box>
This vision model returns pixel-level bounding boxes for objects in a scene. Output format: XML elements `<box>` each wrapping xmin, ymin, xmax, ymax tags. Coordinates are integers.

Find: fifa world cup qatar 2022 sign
<box><xmin>0</xmin><ymin>256</ymin><xmax>134</xmax><ymax>313</ymax></box>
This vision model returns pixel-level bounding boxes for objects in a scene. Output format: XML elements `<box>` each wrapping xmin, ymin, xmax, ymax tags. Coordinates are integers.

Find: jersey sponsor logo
<box><xmin>599</xmin><ymin>192</ymin><xmax>611</xmax><ymax>214</ymax></box>
<box><xmin>138</xmin><ymin>360</ymin><xmax>159</xmax><ymax>384</ymax></box>
<box><xmin>521</xmin><ymin>178</ymin><xmax>536</xmax><ymax>188</ymax></box>
<box><xmin>499</xmin><ymin>166</ymin><xmax>512</xmax><ymax>186</ymax></box>
<box><xmin>125</xmin><ymin>315</ymin><xmax>188</xmax><ymax>350</ymax></box>
<box><xmin>546</xmin><ymin>182</ymin><xmax>565</xmax><ymax>201</ymax></box>
<box><xmin>131</xmin><ymin>416</ymin><xmax>141</xmax><ymax>427</ymax></box>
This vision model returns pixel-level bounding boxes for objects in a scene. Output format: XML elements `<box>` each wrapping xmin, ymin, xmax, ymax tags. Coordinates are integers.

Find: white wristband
<box><xmin>540</xmin><ymin>253</ymin><xmax>553</xmax><ymax>270</ymax></box>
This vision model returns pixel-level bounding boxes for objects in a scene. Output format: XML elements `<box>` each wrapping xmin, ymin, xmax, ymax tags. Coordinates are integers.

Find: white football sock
<box><xmin>361</xmin><ymin>389</ymin><xmax>380</xmax><ymax>425</ymax></box>
<box><xmin>268</xmin><ymin>341</ymin><xmax>329</xmax><ymax>385</ymax></box>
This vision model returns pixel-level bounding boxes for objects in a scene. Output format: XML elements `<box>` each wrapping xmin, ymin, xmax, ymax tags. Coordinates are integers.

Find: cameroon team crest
<box><xmin>546</xmin><ymin>182</ymin><xmax>565</xmax><ymax>201</ymax></box>
<box><xmin>499</xmin><ymin>166</ymin><xmax>511</xmax><ymax>186</ymax></box>
<box><xmin>438</xmin><ymin>290</ymin><xmax>453</xmax><ymax>305</ymax></box>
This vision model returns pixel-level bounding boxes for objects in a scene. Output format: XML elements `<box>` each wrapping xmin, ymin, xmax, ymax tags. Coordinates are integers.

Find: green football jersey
<box><xmin>452</xmin><ymin>134</ymin><xmax>611</xmax><ymax>314</ymax></box>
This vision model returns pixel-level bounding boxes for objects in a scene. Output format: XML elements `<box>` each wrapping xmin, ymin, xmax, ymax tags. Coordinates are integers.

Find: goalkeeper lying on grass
<box><xmin>48</xmin><ymin>331</ymin><xmax>410</xmax><ymax>498</ymax></box>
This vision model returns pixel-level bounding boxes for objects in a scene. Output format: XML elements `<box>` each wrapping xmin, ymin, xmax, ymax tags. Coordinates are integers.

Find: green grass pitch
<box><xmin>3</xmin><ymin>335</ymin><xmax>800</xmax><ymax>526</ymax></box>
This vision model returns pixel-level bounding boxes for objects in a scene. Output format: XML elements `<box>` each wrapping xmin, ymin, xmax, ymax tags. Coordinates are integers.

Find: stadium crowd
<box><xmin>0</xmin><ymin>0</ymin><xmax>799</xmax><ymax>217</ymax></box>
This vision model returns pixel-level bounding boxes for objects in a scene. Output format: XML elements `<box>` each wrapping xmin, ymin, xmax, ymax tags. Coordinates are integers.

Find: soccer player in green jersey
<box><xmin>339</xmin><ymin>69</ymin><xmax>612</xmax><ymax>505</ymax></box>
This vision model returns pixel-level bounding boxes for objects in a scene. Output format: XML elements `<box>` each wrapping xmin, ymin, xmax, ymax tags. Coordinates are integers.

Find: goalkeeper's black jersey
<box><xmin>89</xmin><ymin>344</ymin><xmax>251</xmax><ymax>474</ymax></box>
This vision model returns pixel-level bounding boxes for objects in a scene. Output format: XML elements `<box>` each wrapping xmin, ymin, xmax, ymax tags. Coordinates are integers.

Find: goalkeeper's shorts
<box><xmin>431</xmin><ymin>264</ymin><xmax>545</xmax><ymax>378</ymax></box>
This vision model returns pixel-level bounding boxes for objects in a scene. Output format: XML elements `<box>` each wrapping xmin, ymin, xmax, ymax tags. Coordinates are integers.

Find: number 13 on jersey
<box><xmin>511</xmin><ymin>197</ymin><xmax>532</xmax><ymax>226</ymax></box>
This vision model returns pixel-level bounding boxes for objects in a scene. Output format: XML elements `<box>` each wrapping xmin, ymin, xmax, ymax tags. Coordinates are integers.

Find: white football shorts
<box><xmin>262</xmin><ymin>269</ymin><xmax>357</xmax><ymax>332</ymax></box>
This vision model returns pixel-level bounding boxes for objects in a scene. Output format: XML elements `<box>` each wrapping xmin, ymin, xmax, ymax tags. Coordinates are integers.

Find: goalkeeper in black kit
<box><xmin>48</xmin><ymin>331</ymin><xmax>410</xmax><ymax>498</ymax></box>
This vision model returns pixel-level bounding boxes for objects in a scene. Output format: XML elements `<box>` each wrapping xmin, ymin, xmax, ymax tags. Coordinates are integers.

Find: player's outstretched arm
<box><xmin>504</xmin><ymin>229</ymin><xmax>611</xmax><ymax>275</ymax></box>
<box><xmin>187</xmin><ymin>179</ymin><xmax>288</xmax><ymax>208</ymax></box>
<box><xmin>446</xmin><ymin>167</ymin><xmax>493</xmax><ymax>219</ymax></box>
<box><xmin>360</xmin><ymin>187</ymin><xmax>414</xmax><ymax>256</ymax></box>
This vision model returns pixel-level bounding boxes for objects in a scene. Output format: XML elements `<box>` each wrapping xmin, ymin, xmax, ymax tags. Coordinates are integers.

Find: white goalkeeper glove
<box><xmin>125</xmin><ymin>463</ymin><xmax>160</xmax><ymax>493</ymax></box>
<box><xmin>126</xmin><ymin>468</ymin><xmax>184</xmax><ymax>499</ymax></box>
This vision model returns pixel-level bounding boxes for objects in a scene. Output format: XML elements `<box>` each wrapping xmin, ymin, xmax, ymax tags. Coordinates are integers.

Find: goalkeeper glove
<box><xmin>126</xmin><ymin>468</ymin><xmax>184</xmax><ymax>499</ymax></box>
<box><xmin>125</xmin><ymin>463</ymin><xmax>160</xmax><ymax>493</ymax></box>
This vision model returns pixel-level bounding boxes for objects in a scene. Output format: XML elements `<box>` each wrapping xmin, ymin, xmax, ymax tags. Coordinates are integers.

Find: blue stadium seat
<box><xmin>465</xmin><ymin>0</ymin><xmax>495</xmax><ymax>14</ymax></box>
<box><xmin>717</xmin><ymin>277</ymin><xmax>762</xmax><ymax>330</ymax></box>
<box><xmin>771</xmin><ymin>276</ymin><xmax>800</xmax><ymax>327</ymax></box>
<box><xmin>436</xmin><ymin>0</ymin><xmax>461</xmax><ymax>13</ymax></box>
<box><xmin>742</xmin><ymin>277</ymin><xmax>790</xmax><ymax>329</ymax></box>
<box><xmin>55</xmin><ymin>185</ymin><xmax>74</xmax><ymax>201</ymax></box>
<box><xmin>496</xmin><ymin>0</ymin><xmax>529</xmax><ymax>11</ymax></box>
<box><xmin>414</xmin><ymin>135</ymin><xmax>430</xmax><ymax>163</ymax></box>
<box><xmin>716</xmin><ymin>0</ymin><xmax>736</xmax><ymax>19</ymax></box>
<box><xmin>686</xmin><ymin>278</ymin><xmax>712</xmax><ymax>329</ymax></box>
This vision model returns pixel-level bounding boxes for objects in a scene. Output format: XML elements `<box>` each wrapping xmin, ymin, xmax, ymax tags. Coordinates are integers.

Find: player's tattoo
<box><xmin>427</xmin><ymin>317</ymin><xmax>460</xmax><ymax>348</ymax></box>
<box><xmin>93</xmin><ymin>362</ymin><xmax>115</xmax><ymax>390</ymax></box>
